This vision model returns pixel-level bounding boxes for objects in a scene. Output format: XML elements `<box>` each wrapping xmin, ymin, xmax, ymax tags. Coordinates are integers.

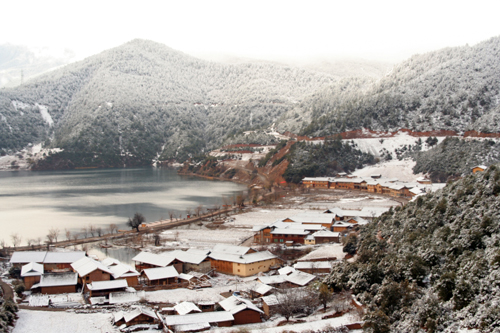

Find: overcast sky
<box><xmin>2</xmin><ymin>0</ymin><xmax>500</xmax><ymax>63</ymax></box>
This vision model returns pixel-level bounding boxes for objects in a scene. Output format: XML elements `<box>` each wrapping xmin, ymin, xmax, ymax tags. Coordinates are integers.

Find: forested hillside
<box><xmin>326</xmin><ymin>165</ymin><xmax>500</xmax><ymax>332</ymax></box>
<box><xmin>413</xmin><ymin>137</ymin><xmax>500</xmax><ymax>182</ymax></box>
<box><xmin>300</xmin><ymin>36</ymin><xmax>500</xmax><ymax>136</ymax></box>
<box><xmin>0</xmin><ymin>39</ymin><xmax>337</xmax><ymax>165</ymax></box>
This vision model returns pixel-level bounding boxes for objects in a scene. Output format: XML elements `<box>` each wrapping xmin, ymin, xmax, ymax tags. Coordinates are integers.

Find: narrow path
<box><xmin>0</xmin><ymin>277</ymin><xmax>14</xmax><ymax>300</ymax></box>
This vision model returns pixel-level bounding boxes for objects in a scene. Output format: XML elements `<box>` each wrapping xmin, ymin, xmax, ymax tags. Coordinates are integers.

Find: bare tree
<box><xmin>49</xmin><ymin>227</ymin><xmax>60</xmax><ymax>243</ymax></box>
<box><xmin>0</xmin><ymin>239</ymin><xmax>5</xmax><ymax>249</ymax></box>
<box><xmin>36</xmin><ymin>237</ymin><xmax>42</xmax><ymax>246</ymax></box>
<box><xmin>108</xmin><ymin>223</ymin><xmax>118</xmax><ymax>235</ymax></box>
<box><xmin>168</xmin><ymin>210</ymin><xmax>175</xmax><ymax>221</ymax></box>
<box><xmin>195</xmin><ymin>205</ymin><xmax>203</xmax><ymax>217</ymax></box>
<box><xmin>275</xmin><ymin>286</ymin><xmax>301</xmax><ymax>321</ymax></box>
<box><xmin>81</xmin><ymin>226</ymin><xmax>88</xmax><ymax>238</ymax></box>
<box><xmin>153</xmin><ymin>232</ymin><xmax>161</xmax><ymax>246</ymax></box>
<box><xmin>96</xmin><ymin>227</ymin><xmax>103</xmax><ymax>237</ymax></box>
<box><xmin>11</xmin><ymin>233</ymin><xmax>21</xmax><ymax>247</ymax></box>
<box><xmin>318</xmin><ymin>283</ymin><xmax>334</xmax><ymax>312</ymax></box>
<box><xmin>89</xmin><ymin>225</ymin><xmax>96</xmax><ymax>237</ymax></box>
<box><xmin>65</xmin><ymin>229</ymin><xmax>71</xmax><ymax>241</ymax></box>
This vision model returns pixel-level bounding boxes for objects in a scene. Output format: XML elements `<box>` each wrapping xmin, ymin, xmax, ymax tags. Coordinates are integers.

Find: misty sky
<box><xmin>2</xmin><ymin>0</ymin><xmax>500</xmax><ymax>63</ymax></box>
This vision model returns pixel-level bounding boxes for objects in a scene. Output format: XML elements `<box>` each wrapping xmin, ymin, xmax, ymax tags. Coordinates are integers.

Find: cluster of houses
<box><xmin>302</xmin><ymin>175</ymin><xmax>445</xmax><ymax>198</ymax></box>
<box><xmin>252</xmin><ymin>209</ymin><xmax>389</xmax><ymax>245</ymax></box>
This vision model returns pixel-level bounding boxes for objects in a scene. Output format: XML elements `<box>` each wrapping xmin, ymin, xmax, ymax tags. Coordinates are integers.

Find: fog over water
<box><xmin>0</xmin><ymin>167</ymin><xmax>246</xmax><ymax>246</ymax></box>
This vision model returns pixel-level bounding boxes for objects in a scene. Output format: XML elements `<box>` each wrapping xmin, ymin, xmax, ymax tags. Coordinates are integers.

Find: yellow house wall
<box><xmin>232</xmin><ymin>259</ymin><xmax>278</xmax><ymax>277</ymax></box>
<box><xmin>305</xmin><ymin>239</ymin><xmax>315</xmax><ymax>245</ymax></box>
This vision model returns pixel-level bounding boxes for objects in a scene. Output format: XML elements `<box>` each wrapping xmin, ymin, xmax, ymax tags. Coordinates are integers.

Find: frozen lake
<box><xmin>0</xmin><ymin>167</ymin><xmax>246</xmax><ymax>246</ymax></box>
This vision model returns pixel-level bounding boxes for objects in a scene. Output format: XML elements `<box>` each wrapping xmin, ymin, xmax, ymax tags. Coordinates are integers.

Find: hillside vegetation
<box><xmin>301</xmin><ymin>36</ymin><xmax>500</xmax><ymax>136</ymax></box>
<box><xmin>326</xmin><ymin>165</ymin><xmax>500</xmax><ymax>332</ymax></box>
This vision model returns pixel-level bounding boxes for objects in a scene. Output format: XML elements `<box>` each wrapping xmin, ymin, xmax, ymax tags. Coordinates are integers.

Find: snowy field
<box><xmin>160</xmin><ymin>228</ymin><xmax>253</xmax><ymax>248</ymax></box>
<box><xmin>351</xmin><ymin>158</ymin><xmax>422</xmax><ymax>182</ymax></box>
<box><xmin>300</xmin><ymin>244</ymin><xmax>345</xmax><ymax>261</ymax></box>
<box><xmin>13</xmin><ymin>310</ymin><xmax>116</xmax><ymax>333</ymax></box>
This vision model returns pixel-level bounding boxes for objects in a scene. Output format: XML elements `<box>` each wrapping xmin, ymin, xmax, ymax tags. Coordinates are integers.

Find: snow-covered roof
<box><xmin>171</xmin><ymin>249</ymin><xmax>208</xmax><ymax>265</ymax></box>
<box><xmin>174</xmin><ymin>301</ymin><xmax>201</xmax><ymax>315</ymax></box>
<box><xmin>101</xmin><ymin>258</ymin><xmax>120</xmax><ymax>267</ymax></box>
<box><xmin>347</xmin><ymin>216</ymin><xmax>369</xmax><ymax>225</ymax></box>
<box><xmin>209</xmin><ymin>250</ymin><xmax>277</xmax><ymax>264</ymax></box>
<box><xmin>178</xmin><ymin>273</ymin><xmax>194</xmax><ymax>281</ymax></box>
<box><xmin>123</xmin><ymin>307</ymin><xmax>158</xmax><ymax>323</ymax></box>
<box><xmin>219</xmin><ymin>295</ymin><xmax>264</xmax><ymax>315</ymax></box>
<box><xmin>113</xmin><ymin>311</ymin><xmax>124</xmax><ymax>323</ymax></box>
<box><xmin>271</xmin><ymin>228</ymin><xmax>309</xmax><ymax>235</ymax></box>
<box><xmin>175</xmin><ymin>322</ymin><xmax>211</xmax><ymax>332</ymax></box>
<box><xmin>474</xmin><ymin>165</ymin><xmax>488</xmax><ymax>170</ymax></box>
<box><xmin>132</xmin><ymin>251</ymin><xmax>176</xmax><ymax>267</ymax></box>
<box><xmin>197</xmin><ymin>301</ymin><xmax>215</xmax><ymax>306</ymax></box>
<box><xmin>34</xmin><ymin>272</ymin><xmax>78</xmax><ymax>288</ymax></box>
<box><xmin>43</xmin><ymin>251</ymin><xmax>86</xmax><ymax>264</ymax></box>
<box><xmin>312</xmin><ymin>230</ymin><xmax>340</xmax><ymax>238</ymax></box>
<box><xmin>293</xmin><ymin>261</ymin><xmax>332</xmax><ymax>270</ymax></box>
<box><xmin>211</xmin><ymin>244</ymin><xmax>252</xmax><ymax>255</ymax></box>
<box><xmin>258</xmin><ymin>275</ymin><xmax>286</xmax><ymax>285</ymax></box>
<box><xmin>143</xmin><ymin>266</ymin><xmax>179</xmax><ymax>281</ymax></box>
<box><xmin>10</xmin><ymin>251</ymin><xmax>47</xmax><ymax>264</ymax></box>
<box><xmin>278</xmin><ymin>266</ymin><xmax>295</xmax><ymax>275</ymax></box>
<box><xmin>262</xmin><ymin>294</ymin><xmax>279</xmax><ymax>306</ymax></box>
<box><xmin>284</xmin><ymin>213</ymin><xmax>335</xmax><ymax>224</ymax></box>
<box><xmin>251</xmin><ymin>283</ymin><xmax>273</xmax><ymax>295</ymax></box>
<box><xmin>286</xmin><ymin>271</ymin><xmax>316</xmax><ymax>286</ymax></box>
<box><xmin>108</xmin><ymin>263</ymin><xmax>140</xmax><ymax>279</ymax></box>
<box><xmin>302</xmin><ymin>177</ymin><xmax>330</xmax><ymax>182</ymax></box>
<box><xmin>71</xmin><ymin>256</ymin><xmax>113</xmax><ymax>277</ymax></box>
<box><xmin>21</xmin><ymin>262</ymin><xmax>44</xmax><ymax>277</ymax></box>
<box><xmin>87</xmin><ymin>279</ymin><xmax>128</xmax><ymax>291</ymax></box>
<box><xmin>165</xmin><ymin>311</ymin><xmax>234</xmax><ymax>326</ymax></box>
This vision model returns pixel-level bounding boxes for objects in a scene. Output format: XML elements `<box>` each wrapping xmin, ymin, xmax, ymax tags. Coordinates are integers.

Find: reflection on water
<box><xmin>87</xmin><ymin>246</ymin><xmax>140</xmax><ymax>266</ymax></box>
<box><xmin>0</xmin><ymin>167</ymin><xmax>246</xmax><ymax>245</ymax></box>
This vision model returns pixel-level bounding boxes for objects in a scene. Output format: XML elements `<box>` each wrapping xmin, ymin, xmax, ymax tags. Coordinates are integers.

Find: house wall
<box><xmin>124</xmin><ymin>276</ymin><xmax>139</xmax><ymax>286</ymax></box>
<box><xmin>147</xmin><ymin>277</ymin><xmax>177</xmax><ymax>286</ymax></box>
<box><xmin>40</xmin><ymin>285</ymin><xmax>76</xmax><ymax>294</ymax></box>
<box><xmin>126</xmin><ymin>314</ymin><xmax>157</xmax><ymax>327</ymax></box>
<box><xmin>314</xmin><ymin>236</ymin><xmax>339</xmax><ymax>244</ymax></box>
<box><xmin>234</xmin><ymin>258</ymin><xmax>279</xmax><ymax>277</ymax></box>
<box><xmin>233</xmin><ymin>309</ymin><xmax>262</xmax><ymax>325</ymax></box>
<box><xmin>81</xmin><ymin>270</ymin><xmax>111</xmax><ymax>284</ymax></box>
<box><xmin>271</xmin><ymin>234</ymin><xmax>306</xmax><ymax>244</ymax></box>
<box><xmin>296</xmin><ymin>267</ymin><xmax>331</xmax><ymax>274</ymax></box>
<box><xmin>23</xmin><ymin>276</ymin><xmax>40</xmax><ymax>290</ymax></box>
<box><xmin>304</xmin><ymin>239</ymin><xmax>315</xmax><ymax>245</ymax></box>
<box><xmin>44</xmin><ymin>263</ymin><xmax>73</xmax><ymax>272</ymax></box>
<box><xmin>182</xmin><ymin>260</ymin><xmax>211</xmax><ymax>273</ymax></box>
<box><xmin>89</xmin><ymin>287</ymin><xmax>126</xmax><ymax>298</ymax></box>
<box><xmin>210</xmin><ymin>259</ymin><xmax>234</xmax><ymax>275</ymax></box>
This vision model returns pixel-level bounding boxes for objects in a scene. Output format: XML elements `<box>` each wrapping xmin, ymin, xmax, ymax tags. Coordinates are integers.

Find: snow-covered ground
<box><xmin>13</xmin><ymin>310</ymin><xmax>117</xmax><ymax>333</ymax></box>
<box><xmin>300</xmin><ymin>244</ymin><xmax>345</xmax><ymax>261</ymax></box>
<box><xmin>351</xmin><ymin>158</ymin><xmax>422</xmax><ymax>182</ymax></box>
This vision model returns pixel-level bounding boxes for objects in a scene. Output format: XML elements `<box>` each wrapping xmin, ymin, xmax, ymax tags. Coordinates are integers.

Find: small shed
<box><xmin>219</xmin><ymin>295</ymin><xmax>264</xmax><ymax>325</ymax></box>
<box><xmin>293</xmin><ymin>261</ymin><xmax>332</xmax><ymax>274</ymax></box>
<box><xmin>108</xmin><ymin>263</ymin><xmax>140</xmax><ymax>286</ymax></box>
<box><xmin>261</xmin><ymin>294</ymin><xmax>279</xmax><ymax>316</ymax></box>
<box><xmin>121</xmin><ymin>307</ymin><xmax>160</xmax><ymax>327</ymax></box>
<box><xmin>165</xmin><ymin>311</ymin><xmax>234</xmax><ymax>330</ymax></box>
<box><xmin>472</xmin><ymin>165</ymin><xmax>488</xmax><ymax>173</ymax></box>
<box><xmin>197</xmin><ymin>301</ymin><xmax>215</xmax><ymax>312</ymax></box>
<box><xmin>86</xmin><ymin>279</ymin><xmax>128</xmax><ymax>298</ymax></box>
<box><xmin>174</xmin><ymin>301</ymin><xmax>202</xmax><ymax>315</ymax></box>
<box><xmin>71</xmin><ymin>256</ymin><xmax>112</xmax><ymax>284</ymax></box>
<box><xmin>312</xmin><ymin>230</ymin><xmax>340</xmax><ymax>244</ymax></box>
<box><xmin>142</xmin><ymin>266</ymin><xmax>179</xmax><ymax>286</ymax></box>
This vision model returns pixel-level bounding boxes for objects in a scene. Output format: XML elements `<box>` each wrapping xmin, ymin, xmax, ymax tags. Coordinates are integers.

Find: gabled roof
<box><xmin>258</xmin><ymin>275</ymin><xmax>287</xmax><ymax>285</ymax></box>
<box><xmin>34</xmin><ymin>272</ymin><xmax>78</xmax><ymax>288</ymax></box>
<box><xmin>170</xmin><ymin>249</ymin><xmax>208</xmax><ymax>265</ymax></box>
<box><xmin>123</xmin><ymin>307</ymin><xmax>159</xmax><ymax>323</ymax></box>
<box><xmin>132</xmin><ymin>252</ymin><xmax>176</xmax><ymax>267</ymax></box>
<box><xmin>101</xmin><ymin>258</ymin><xmax>120</xmax><ymax>267</ymax></box>
<box><xmin>211</xmin><ymin>244</ymin><xmax>252</xmax><ymax>256</ymax></box>
<box><xmin>474</xmin><ymin>165</ymin><xmax>488</xmax><ymax>170</ymax></box>
<box><xmin>262</xmin><ymin>294</ymin><xmax>279</xmax><ymax>306</ymax></box>
<box><xmin>165</xmin><ymin>311</ymin><xmax>234</xmax><ymax>326</ymax></box>
<box><xmin>87</xmin><ymin>279</ymin><xmax>128</xmax><ymax>291</ymax></box>
<box><xmin>10</xmin><ymin>251</ymin><xmax>47</xmax><ymax>264</ymax></box>
<box><xmin>219</xmin><ymin>296</ymin><xmax>264</xmax><ymax>315</ymax></box>
<box><xmin>312</xmin><ymin>230</ymin><xmax>340</xmax><ymax>238</ymax></box>
<box><xmin>278</xmin><ymin>266</ymin><xmax>295</xmax><ymax>275</ymax></box>
<box><xmin>143</xmin><ymin>266</ymin><xmax>179</xmax><ymax>281</ymax></box>
<box><xmin>108</xmin><ymin>263</ymin><xmax>140</xmax><ymax>279</ymax></box>
<box><xmin>209</xmin><ymin>250</ymin><xmax>277</xmax><ymax>264</ymax></box>
<box><xmin>178</xmin><ymin>273</ymin><xmax>195</xmax><ymax>281</ymax></box>
<box><xmin>286</xmin><ymin>271</ymin><xmax>316</xmax><ymax>286</ymax></box>
<box><xmin>43</xmin><ymin>251</ymin><xmax>86</xmax><ymax>264</ymax></box>
<box><xmin>71</xmin><ymin>256</ymin><xmax>113</xmax><ymax>277</ymax></box>
<box><xmin>174</xmin><ymin>301</ymin><xmax>202</xmax><ymax>315</ymax></box>
<box><xmin>251</xmin><ymin>283</ymin><xmax>273</xmax><ymax>296</ymax></box>
<box><xmin>21</xmin><ymin>262</ymin><xmax>44</xmax><ymax>277</ymax></box>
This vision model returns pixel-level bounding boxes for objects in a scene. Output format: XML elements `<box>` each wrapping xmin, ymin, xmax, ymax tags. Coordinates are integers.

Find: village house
<box><xmin>142</xmin><ymin>266</ymin><xmax>183</xmax><ymax>286</ymax></box>
<box><xmin>219</xmin><ymin>295</ymin><xmax>264</xmax><ymax>325</ymax></box>
<box><xmin>31</xmin><ymin>272</ymin><xmax>78</xmax><ymax>294</ymax></box>
<box><xmin>258</xmin><ymin>269</ymin><xmax>316</xmax><ymax>288</ymax></box>
<box><xmin>86</xmin><ymin>279</ymin><xmax>128</xmax><ymax>298</ymax></box>
<box><xmin>209</xmin><ymin>245</ymin><xmax>279</xmax><ymax>277</ymax></box>
<box><xmin>107</xmin><ymin>263</ymin><xmax>140</xmax><ymax>286</ymax></box>
<box><xmin>20</xmin><ymin>262</ymin><xmax>43</xmax><ymax>289</ymax></box>
<box><xmin>197</xmin><ymin>301</ymin><xmax>216</xmax><ymax>312</ymax></box>
<box><xmin>472</xmin><ymin>165</ymin><xmax>488</xmax><ymax>173</ymax></box>
<box><xmin>71</xmin><ymin>256</ymin><xmax>113</xmax><ymax>285</ymax></box>
<box><xmin>250</xmin><ymin>283</ymin><xmax>273</xmax><ymax>298</ymax></box>
<box><xmin>311</xmin><ymin>230</ymin><xmax>340</xmax><ymax>244</ymax></box>
<box><xmin>132</xmin><ymin>251</ymin><xmax>183</xmax><ymax>273</ymax></box>
<box><xmin>114</xmin><ymin>308</ymin><xmax>161</xmax><ymax>328</ymax></box>
<box><xmin>164</xmin><ymin>311</ymin><xmax>234</xmax><ymax>331</ymax></box>
<box><xmin>10</xmin><ymin>251</ymin><xmax>85</xmax><ymax>271</ymax></box>
<box><xmin>170</xmin><ymin>249</ymin><xmax>211</xmax><ymax>273</ymax></box>
<box><xmin>302</xmin><ymin>177</ymin><xmax>330</xmax><ymax>188</ymax></box>
<box><xmin>304</xmin><ymin>234</ymin><xmax>315</xmax><ymax>245</ymax></box>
